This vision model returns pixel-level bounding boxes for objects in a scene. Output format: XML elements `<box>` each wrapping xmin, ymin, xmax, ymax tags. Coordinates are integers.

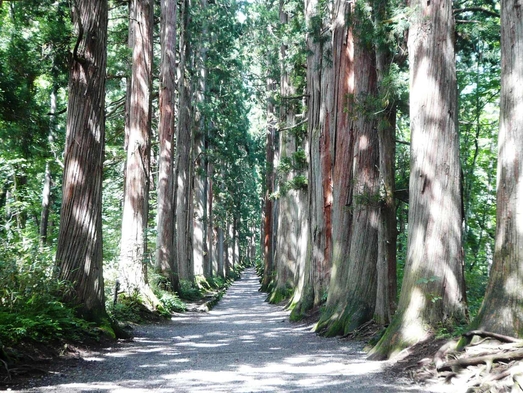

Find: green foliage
<box><xmin>351</xmin><ymin>189</ymin><xmax>380</xmax><ymax>209</ymax></box>
<box><xmin>268</xmin><ymin>285</ymin><xmax>294</xmax><ymax>305</ymax></box>
<box><xmin>288</xmin><ymin>174</ymin><xmax>308</xmax><ymax>190</ymax></box>
<box><xmin>178</xmin><ymin>280</ymin><xmax>204</xmax><ymax>301</ymax></box>
<box><xmin>456</xmin><ymin>0</ymin><xmax>500</xmax><ymax>316</ymax></box>
<box><xmin>0</xmin><ymin>256</ymin><xmax>95</xmax><ymax>346</ymax></box>
<box><xmin>108</xmin><ymin>293</ymin><xmax>152</xmax><ymax>324</ymax></box>
<box><xmin>0</xmin><ymin>301</ymin><xmax>94</xmax><ymax>347</ymax></box>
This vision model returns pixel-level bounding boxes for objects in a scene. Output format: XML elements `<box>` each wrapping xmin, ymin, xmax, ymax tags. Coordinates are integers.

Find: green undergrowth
<box><xmin>0</xmin><ymin>299</ymin><xmax>98</xmax><ymax>349</ymax></box>
<box><xmin>0</xmin><ymin>256</ymin><xmax>111</xmax><ymax>362</ymax></box>
<box><xmin>267</xmin><ymin>285</ymin><xmax>293</xmax><ymax>305</ymax></box>
<box><xmin>108</xmin><ymin>267</ymin><xmax>245</xmax><ymax>323</ymax></box>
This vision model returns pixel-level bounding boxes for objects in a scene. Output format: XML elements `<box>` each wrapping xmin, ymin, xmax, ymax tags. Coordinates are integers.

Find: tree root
<box><xmin>437</xmin><ymin>349</ymin><xmax>523</xmax><ymax>372</ymax></box>
<box><xmin>434</xmin><ymin>330</ymin><xmax>523</xmax><ymax>392</ymax></box>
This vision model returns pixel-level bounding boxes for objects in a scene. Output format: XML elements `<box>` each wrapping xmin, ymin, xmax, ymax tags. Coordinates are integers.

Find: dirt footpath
<box><xmin>10</xmin><ymin>269</ymin><xmax>447</xmax><ymax>392</ymax></box>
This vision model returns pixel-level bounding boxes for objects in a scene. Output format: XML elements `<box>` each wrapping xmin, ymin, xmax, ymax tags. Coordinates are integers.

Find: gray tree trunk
<box><xmin>155</xmin><ymin>0</ymin><xmax>178</xmax><ymax>291</ymax></box>
<box><xmin>472</xmin><ymin>0</ymin><xmax>523</xmax><ymax>337</ymax></box>
<box><xmin>174</xmin><ymin>0</ymin><xmax>194</xmax><ymax>282</ymax></box>
<box><xmin>271</xmin><ymin>2</ymin><xmax>301</xmax><ymax>304</ymax></box>
<box><xmin>261</xmin><ymin>78</ymin><xmax>277</xmax><ymax>290</ymax></box>
<box><xmin>192</xmin><ymin>0</ymin><xmax>209</xmax><ymax>279</ymax></box>
<box><xmin>289</xmin><ymin>0</ymin><xmax>331</xmax><ymax>319</ymax></box>
<box><xmin>370</xmin><ymin>0</ymin><xmax>468</xmax><ymax>359</ymax></box>
<box><xmin>374</xmin><ymin>11</ymin><xmax>397</xmax><ymax>324</ymax></box>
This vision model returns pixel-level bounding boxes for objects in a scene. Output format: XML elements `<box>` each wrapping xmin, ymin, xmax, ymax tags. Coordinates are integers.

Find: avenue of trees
<box><xmin>0</xmin><ymin>0</ymin><xmax>262</xmax><ymax>347</ymax></box>
<box><xmin>0</xmin><ymin>0</ymin><xmax>521</xmax><ymax>363</ymax></box>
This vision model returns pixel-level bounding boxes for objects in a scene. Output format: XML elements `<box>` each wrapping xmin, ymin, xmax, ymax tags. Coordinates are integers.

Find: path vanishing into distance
<box><xmin>12</xmin><ymin>269</ymin><xmax>446</xmax><ymax>393</ymax></box>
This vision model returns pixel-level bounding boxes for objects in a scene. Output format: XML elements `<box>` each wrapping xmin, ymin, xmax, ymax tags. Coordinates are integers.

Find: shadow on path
<box><xmin>12</xmin><ymin>269</ymin><xmax>435</xmax><ymax>392</ymax></box>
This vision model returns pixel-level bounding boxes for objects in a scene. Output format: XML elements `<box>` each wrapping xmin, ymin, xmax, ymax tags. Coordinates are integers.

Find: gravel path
<box><xmin>10</xmin><ymin>269</ymin><xmax>443</xmax><ymax>392</ymax></box>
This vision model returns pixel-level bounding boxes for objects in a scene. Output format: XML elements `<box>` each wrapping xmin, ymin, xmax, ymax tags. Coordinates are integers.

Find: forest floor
<box><xmin>2</xmin><ymin>269</ymin><xmax>475</xmax><ymax>393</ymax></box>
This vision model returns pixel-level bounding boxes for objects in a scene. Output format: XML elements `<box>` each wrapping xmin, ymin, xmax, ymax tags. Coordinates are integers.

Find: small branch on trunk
<box><xmin>47</xmin><ymin>107</ymin><xmax>67</xmax><ymax>116</ymax></box>
<box><xmin>453</xmin><ymin>7</ymin><xmax>499</xmax><ymax>18</ymax></box>
<box><xmin>281</xmin><ymin>94</ymin><xmax>309</xmax><ymax>101</ymax></box>
<box><xmin>278</xmin><ymin>119</ymin><xmax>308</xmax><ymax>133</ymax></box>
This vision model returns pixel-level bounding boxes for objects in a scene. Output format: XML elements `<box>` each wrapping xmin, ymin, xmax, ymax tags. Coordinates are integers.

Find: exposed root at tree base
<box><xmin>382</xmin><ymin>330</ymin><xmax>523</xmax><ymax>392</ymax></box>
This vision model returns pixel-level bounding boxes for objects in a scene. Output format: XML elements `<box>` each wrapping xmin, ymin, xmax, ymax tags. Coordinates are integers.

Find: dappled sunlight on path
<box><xmin>13</xmin><ymin>269</ymin><xmax>436</xmax><ymax>392</ymax></box>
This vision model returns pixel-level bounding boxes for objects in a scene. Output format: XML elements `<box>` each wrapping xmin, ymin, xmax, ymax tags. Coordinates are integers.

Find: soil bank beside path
<box><xmin>9</xmin><ymin>269</ymin><xmax>448</xmax><ymax>393</ymax></box>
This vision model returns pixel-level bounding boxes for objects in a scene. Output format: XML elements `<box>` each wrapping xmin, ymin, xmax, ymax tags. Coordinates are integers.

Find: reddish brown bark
<box><xmin>55</xmin><ymin>0</ymin><xmax>108</xmax><ymax>322</ymax></box>
<box><xmin>317</xmin><ymin>0</ymin><xmax>381</xmax><ymax>336</ymax></box>
<box><xmin>118</xmin><ymin>0</ymin><xmax>156</xmax><ymax>307</ymax></box>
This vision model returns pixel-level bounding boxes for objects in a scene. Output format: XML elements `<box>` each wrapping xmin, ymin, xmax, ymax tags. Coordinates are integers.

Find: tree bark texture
<box><xmin>375</xmin><ymin>101</ymin><xmax>397</xmax><ymax>325</ymax></box>
<box><xmin>155</xmin><ymin>0</ymin><xmax>178</xmax><ymax>291</ymax></box>
<box><xmin>192</xmin><ymin>0</ymin><xmax>209</xmax><ymax>279</ymax></box>
<box><xmin>315</xmin><ymin>0</ymin><xmax>354</xmax><ymax>334</ymax></box>
<box><xmin>40</xmin><ymin>162</ymin><xmax>52</xmax><ymax>247</ymax></box>
<box><xmin>175</xmin><ymin>0</ymin><xmax>194</xmax><ymax>282</ymax></box>
<box><xmin>370</xmin><ymin>0</ymin><xmax>467</xmax><ymax>359</ymax></box>
<box><xmin>271</xmin><ymin>4</ymin><xmax>298</xmax><ymax>303</ymax></box>
<box><xmin>119</xmin><ymin>0</ymin><xmax>154</xmax><ymax>301</ymax></box>
<box><xmin>55</xmin><ymin>0</ymin><xmax>108</xmax><ymax>322</ymax></box>
<box><xmin>473</xmin><ymin>0</ymin><xmax>523</xmax><ymax>337</ymax></box>
<box><xmin>40</xmin><ymin>89</ymin><xmax>58</xmax><ymax>248</ymax></box>
<box><xmin>217</xmin><ymin>226</ymin><xmax>225</xmax><ymax>278</ymax></box>
<box><xmin>317</xmin><ymin>0</ymin><xmax>380</xmax><ymax>336</ymax></box>
<box><xmin>207</xmin><ymin>162</ymin><xmax>214</xmax><ymax>275</ymax></box>
<box><xmin>261</xmin><ymin>78</ymin><xmax>277</xmax><ymax>290</ymax></box>
<box><xmin>124</xmin><ymin>0</ymin><xmax>135</xmax><ymax>152</ymax></box>
<box><xmin>289</xmin><ymin>0</ymin><xmax>331</xmax><ymax>319</ymax></box>
<box><xmin>374</xmin><ymin>0</ymin><xmax>397</xmax><ymax>325</ymax></box>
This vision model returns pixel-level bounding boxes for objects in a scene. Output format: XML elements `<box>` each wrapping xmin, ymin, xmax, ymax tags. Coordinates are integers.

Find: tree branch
<box><xmin>453</xmin><ymin>7</ymin><xmax>499</xmax><ymax>18</ymax></box>
<box><xmin>278</xmin><ymin>119</ymin><xmax>308</xmax><ymax>133</ymax></box>
<box><xmin>281</xmin><ymin>94</ymin><xmax>309</xmax><ymax>101</ymax></box>
<box><xmin>47</xmin><ymin>108</ymin><xmax>67</xmax><ymax>116</ymax></box>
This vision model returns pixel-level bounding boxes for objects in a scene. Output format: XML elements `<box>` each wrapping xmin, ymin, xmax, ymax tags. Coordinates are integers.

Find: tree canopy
<box><xmin>1</xmin><ymin>0</ymin><xmax>519</xmax><ymax>379</ymax></box>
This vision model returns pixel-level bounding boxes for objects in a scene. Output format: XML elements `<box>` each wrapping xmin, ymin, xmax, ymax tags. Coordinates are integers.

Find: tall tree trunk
<box><xmin>207</xmin><ymin>162</ymin><xmax>214</xmax><ymax>276</ymax></box>
<box><xmin>124</xmin><ymin>0</ymin><xmax>135</xmax><ymax>152</ymax></box>
<box><xmin>270</xmin><ymin>2</ymin><xmax>300</xmax><ymax>304</ymax></box>
<box><xmin>374</xmin><ymin>0</ymin><xmax>397</xmax><ymax>325</ymax></box>
<box><xmin>317</xmin><ymin>0</ymin><xmax>380</xmax><ymax>336</ymax></box>
<box><xmin>40</xmin><ymin>162</ymin><xmax>52</xmax><ymax>248</ymax></box>
<box><xmin>314</xmin><ymin>0</ymin><xmax>354</xmax><ymax>334</ymax></box>
<box><xmin>155</xmin><ymin>0</ymin><xmax>178</xmax><ymax>291</ymax></box>
<box><xmin>225</xmin><ymin>222</ymin><xmax>231</xmax><ymax>277</ymax></box>
<box><xmin>175</xmin><ymin>0</ymin><xmax>194</xmax><ymax>282</ymax></box>
<box><xmin>289</xmin><ymin>0</ymin><xmax>331</xmax><ymax>319</ymax></box>
<box><xmin>261</xmin><ymin>78</ymin><xmax>277</xmax><ymax>290</ymax></box>
<box><xmin>55</xmin><ymin>0</ymin><xmax>108</xmax><ymax>323</ymax></box>
<box><xmin>370</xmin><ymin>0</ymin><xmax>467</xmax><ymax>359</ymax></box>
<box><xmin>192</xmin><ymin>0</ymin><xmax>209</xmax><ymax>279</ymax></box>
<box><xmin>472</xmin><ymin>0</ymin><xmax>523</xmax><ymax>337</ymax></box>
<box><xmin>217</xmin><ymin>226</ymin><xmax>224</xmax><ymax>278</ymax></box>
<box><xmin>118</xmin><ymin>0</ymin><xmax>156</xmax><ymax>305</ymax></box>
<box><xmin>40</xmin><ymin>87</ymin><xmax>58</xmax><ymax>248</ymax></box>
